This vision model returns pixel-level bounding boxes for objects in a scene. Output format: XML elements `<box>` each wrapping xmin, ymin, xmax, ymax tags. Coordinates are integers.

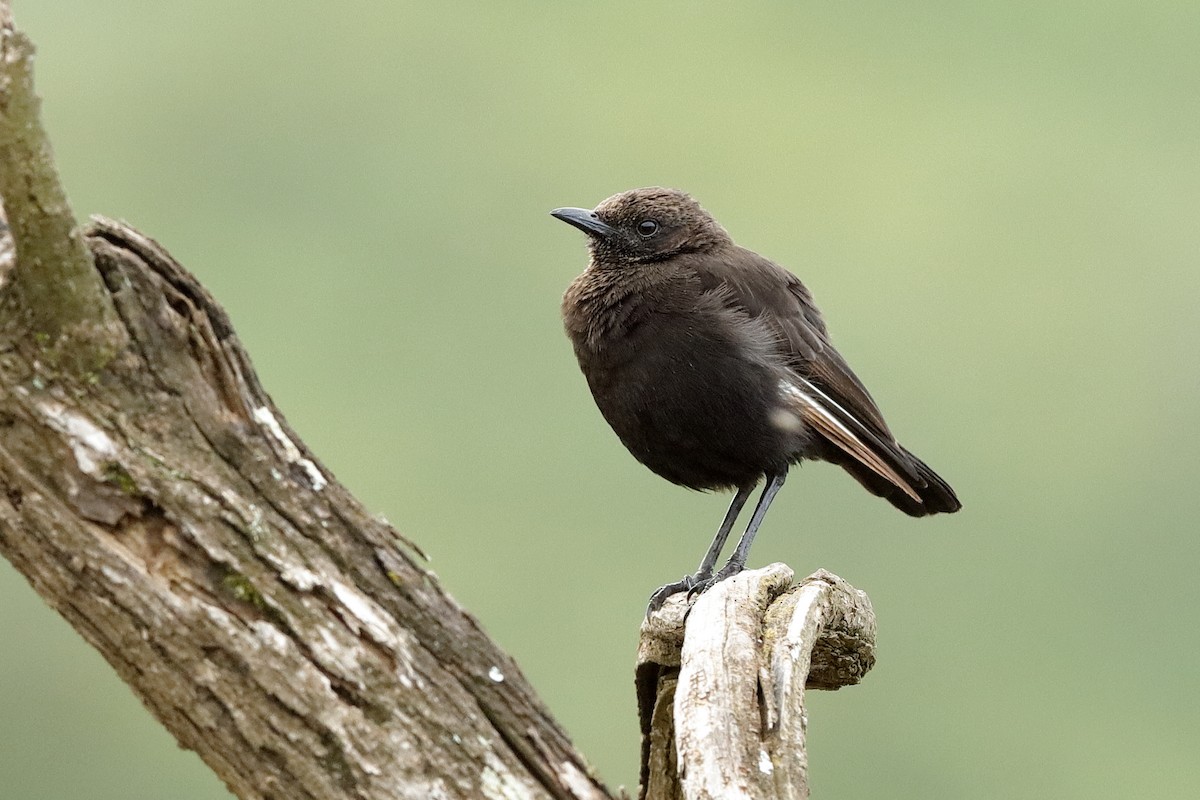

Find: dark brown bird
<box><xmin>553</xmin><ymin>187</ymin><xmax>960</xmax><ymax>612</ymax></box>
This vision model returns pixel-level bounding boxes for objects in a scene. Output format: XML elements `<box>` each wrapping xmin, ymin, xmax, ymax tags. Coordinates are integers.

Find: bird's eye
<box><xmin>637</xmin><ymin>219</ymin><xmax>660</xmax><ymax>237</ymax></box>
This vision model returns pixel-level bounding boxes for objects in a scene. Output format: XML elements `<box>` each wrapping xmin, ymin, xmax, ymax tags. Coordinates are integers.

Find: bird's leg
<box><xmin>693</xmin><ymin>483</ymin><xmax>755</xmax><ymax>580</ymax></box>
<box><xmin>645</xmin><ymin>483</ymin><xmax>754</xmax><ymax>614</ymax></box>
<box><xmin>692</xmin><ymin>470</ymin><xmax>787</xmax><ymax>594</ymax></box>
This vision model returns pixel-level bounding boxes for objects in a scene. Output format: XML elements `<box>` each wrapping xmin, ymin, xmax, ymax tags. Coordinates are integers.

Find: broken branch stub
<box><xmin>0</xmin><ymin>9</ymin><xmax>125</xmax><ymax>352</ymax></box>
<box><xmin>636</xmin><ymin>565</ymin><xmax>876</xmax><ymax>800</ymax></box>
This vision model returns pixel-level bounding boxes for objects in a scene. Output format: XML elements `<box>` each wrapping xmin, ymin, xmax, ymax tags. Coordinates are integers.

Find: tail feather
<box><xmin>827</xmin><ymin>443</ymin><xmax>961</xmax><ymax>517</ymax></box>
<box><xmin>784</xmin><ymin>377</ymin><xmax>961</xmax><ymax>514</ymax></box>
<box><xmin>780</xmin><ymin>376</ymin><xmax>961</xmax><ymax>516</ymax></box>
<box><xmin>905</xmin><ymin>447</ymin><xmax>961</xmax><ymax>514</ymax></box>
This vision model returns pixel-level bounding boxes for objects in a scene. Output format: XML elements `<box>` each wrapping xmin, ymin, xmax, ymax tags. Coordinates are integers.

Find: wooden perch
<box><xmin>636</xmin><ymin>566</ymin><xmax>876</xmax><ymax>800</ymax></box>
<box><xmin>0</xmin><ymin>5</ymin><xmax>878</xmax><ymax>799</ymax></box>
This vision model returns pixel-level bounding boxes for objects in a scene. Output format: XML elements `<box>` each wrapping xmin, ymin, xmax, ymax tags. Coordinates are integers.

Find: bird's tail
<box><xmin>783</xmin><ymin>376</ymin><xmax>961</xmax><ymax>516</ymax></box>
<box><xmin>830</xmin><ymin>443</ymin><xmax>961</xmax><ymax>517</ymax></box>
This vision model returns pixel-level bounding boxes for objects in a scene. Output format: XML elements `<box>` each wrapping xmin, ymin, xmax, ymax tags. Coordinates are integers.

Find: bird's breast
<box><xmin>563</xmin><ymin>281</ymin><xmax>810</xmax><ymax>489</ymax></box>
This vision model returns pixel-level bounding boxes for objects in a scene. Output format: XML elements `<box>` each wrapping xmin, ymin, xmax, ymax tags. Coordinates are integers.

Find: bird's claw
<box><xmin>685</xmin><ymin>561</ymin><xmax>746</xmax><ymax>600</ymax></box>
<box><xmin>646</xmin><ymin>561</ymin><xmax>747</xmax><ymax>616</ymax></box>
<box><xmin>646</xmin><ymin>574</ymin><xmax>701</xmax><ymax>616</ymax></box>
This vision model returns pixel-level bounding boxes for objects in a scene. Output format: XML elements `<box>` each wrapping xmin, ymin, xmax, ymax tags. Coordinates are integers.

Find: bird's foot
<box><xmin>646</xmin><ymin>560</ymin><xmax>749</xmax><ymax>616</ymax></box>
<box><xmin>685</xmin><ymin>560</ymin><xmax>746</xmax><ymax>600</ymax></box>
<box><xmin>646</xmin><ymin>573</ymin><xmax>706</xmax><ymax>616</ymax></box>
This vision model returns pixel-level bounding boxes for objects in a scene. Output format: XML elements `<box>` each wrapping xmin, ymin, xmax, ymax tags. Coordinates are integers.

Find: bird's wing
<box><xmin>686</xmin><ymin>248</ymin><xmax>925</xmax><ymax>498</ymax></box>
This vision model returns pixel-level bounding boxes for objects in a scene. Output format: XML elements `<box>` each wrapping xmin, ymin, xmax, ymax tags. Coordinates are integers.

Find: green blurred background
<box><xmin>5</xmin><ymin>1</ymin><xmax>1199</xmax><ymax>797</ymax></box>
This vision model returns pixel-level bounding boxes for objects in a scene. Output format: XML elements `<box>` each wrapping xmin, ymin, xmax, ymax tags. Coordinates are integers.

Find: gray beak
<box><xmin>550</xmin><ymin>207</ymin><xmax>618</xmax><ymax>239</ymax></box>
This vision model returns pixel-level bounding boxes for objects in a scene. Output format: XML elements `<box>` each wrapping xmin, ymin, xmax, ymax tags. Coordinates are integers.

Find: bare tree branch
<box><xmin>1</xmin><ymin>209</ymin><xmax>618</xmax><ymax>799</ymax></box>
<box><xmin>0</xmin><ymin>4</ymin><xmax>125</xmax><ymax>358</ymax></box>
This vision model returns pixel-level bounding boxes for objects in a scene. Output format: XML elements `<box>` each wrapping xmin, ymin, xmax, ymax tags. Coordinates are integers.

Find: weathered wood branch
<box><xmin>636</xmin><ymin>566</ymin><xmax>876</xmax><ymax>800</ymax></box>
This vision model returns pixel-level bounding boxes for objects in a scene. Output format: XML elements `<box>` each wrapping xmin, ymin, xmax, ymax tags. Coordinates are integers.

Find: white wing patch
<box><xmin>778</xmin><ymin>380</ymin><xmax>921</xmax><ymax>502</ymax></box>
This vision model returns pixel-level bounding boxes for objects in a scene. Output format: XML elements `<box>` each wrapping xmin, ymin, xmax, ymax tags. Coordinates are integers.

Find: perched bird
<box><xmin>553</xmin><ymin>188</ymin><xmax>960</xmax><ymax>612</ymax></box>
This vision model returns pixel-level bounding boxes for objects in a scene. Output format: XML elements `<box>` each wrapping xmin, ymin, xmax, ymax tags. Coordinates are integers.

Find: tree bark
<box><xmin>0</xmin><ymin>6</ymin><xmax>877</xmax><ymax>799</ymax></box>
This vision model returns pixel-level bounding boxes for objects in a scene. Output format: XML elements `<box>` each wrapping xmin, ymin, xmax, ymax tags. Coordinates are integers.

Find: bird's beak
<box><xmin>550</xmin><ymin>207</ymin><xmax>617</xmax><ymax>239</ymax></box>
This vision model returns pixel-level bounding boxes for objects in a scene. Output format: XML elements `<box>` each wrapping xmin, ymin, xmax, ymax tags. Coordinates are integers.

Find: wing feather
<box><xmin>683</xmin><ymin>247</ymin><xmax>934</xmax><ymax>502</ymax></box>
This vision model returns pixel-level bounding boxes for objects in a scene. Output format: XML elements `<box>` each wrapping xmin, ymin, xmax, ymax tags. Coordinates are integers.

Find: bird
<box><xmin>552</xmin><ymin>187</ymin><xmax>960</xmax><ymax>613</ymax></box>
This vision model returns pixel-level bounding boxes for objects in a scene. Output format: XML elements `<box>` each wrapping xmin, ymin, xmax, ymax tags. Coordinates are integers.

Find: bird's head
<box><xmin>552</xmin><ymin>187</ymin><xmax>731</xmax><ymax>267</ymax></box>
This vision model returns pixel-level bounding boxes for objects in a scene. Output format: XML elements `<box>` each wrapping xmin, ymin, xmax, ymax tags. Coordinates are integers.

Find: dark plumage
<box><xmin>553</xmin><ymin>187</ymin><xmax>960</xmax><ymax>612</ymax></box>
